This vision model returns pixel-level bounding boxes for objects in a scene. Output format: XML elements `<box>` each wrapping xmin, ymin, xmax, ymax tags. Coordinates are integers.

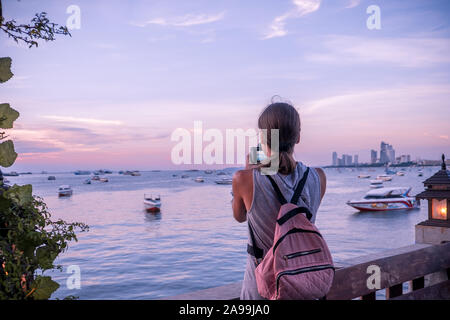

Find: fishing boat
<box><xmin>144</xmin><ymin>195</ymin><xmax>161</xmax><ymax>213</ymax></box>
<box><xmin>346</xmin><ymin>187</ymin><xmax>419</xmax><ymax>212</ymax></box>
<box><xmin>358</xmin><ymin>174</ymin><xmax>371</xmax><ymax>179</ymax></box>
<box><xmin>58</xmin><ymin>185</ymin><xmax>73</xmax><ymax>197</ymax></box>
<box><xmin>369</xmin><ymin>179</ymin><xmax>384</xmax><ymax>188</ymax></box>
<box><xmin>377</xmin><ymin>174</ymin><xmax>393</xmax><ymax>182</ymax></box>
<box><xmin>215</xmin><ymin>177</ymin><xmax>233</xmax><ymax>185</ymax></box>
<box><xmin>74</xmin><ymin>170</ymin><xmax>91</xmax><ymax>175</ymax></box>
<box><xmin>194</xmin><ymin>177</ymin><xmax>205</xmax><ymax>183</ymax></box>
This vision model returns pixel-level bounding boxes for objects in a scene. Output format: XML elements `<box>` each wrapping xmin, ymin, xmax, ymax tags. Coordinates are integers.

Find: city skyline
<box><xmin>1</xmin><ymin>0</ymin><xmax>450</xmax><ymax>171</ymax></box>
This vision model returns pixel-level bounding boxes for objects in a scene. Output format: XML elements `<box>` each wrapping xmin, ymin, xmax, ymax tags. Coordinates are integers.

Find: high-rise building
<box><xmin>354</xmin><ymin>155</ymin><xmax>359</xmax><ymax>165</ymax></box>
<box><xmin>380</xmin><ymin>142</ymin><xmax>395</xmax><ymax>164</ymax></box>
<box><xmin>332</xmin><ymin>152</ymin><xmax>338</xmax><ymax>166</ymax></box>
<box><xmin>371</xmin><ymin>150</ymin><xmax>377</xmax><ymax>164</ymax></box>
<box><xmin>343</xmin><ymin>154</ymin><xmax>352</xmax><ymax>166</ymax></box>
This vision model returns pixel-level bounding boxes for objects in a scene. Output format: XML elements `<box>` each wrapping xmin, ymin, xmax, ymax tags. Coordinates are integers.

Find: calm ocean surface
<box><xmin>5</xmin><ymin>166</ymin><xmax>436</xmax><ymax>299</ymax></box>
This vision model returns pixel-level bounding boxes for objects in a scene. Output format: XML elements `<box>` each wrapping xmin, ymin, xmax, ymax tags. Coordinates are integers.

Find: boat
<box><xmin>181</xmin><ymin>174</ymin><xmax>189</xmax><ymax>179</ymax></box>
<box><xmin>58</xmin><ymin>185</ymin><xmax>73</xmax><ymax>197</ymax></box>
<box><xmin>204</xmin><ymin>170</ymin><xmax>213</xmax><ymax>174</ymax></box>
<box><xmin>124</xmin><ymin>170</ymin><xmax>141</xmax><ymax>176</ymax></box>
<box><xmin>215</xmin><ymin>177</ymin><xmax>233</xmax><ymax>185</ymax></box>
<box><xmin>48</xmin><ymin>176</ymin><xmax>56</xmax><ymax>181</ymax></box>
<box><xmin>144</xmin><ymin>195</ymin><xmax>161</xmax><ymax>213</ymax></box>
<box><xmin>346</xmin><ymin>187</ymin><xmax>419</xmax><ymax>212</ymax></box>
<box><xmin>377</xmin><ymin>175</ymin><xmax>393</xmax><ymax>182</ymax></box>
<box><xmin>369</xmin><ymin>179</ymin><xmax>384</xmax><ymax>188</ymax></box>
<box><xmin>358</xmin><ymin>174</ymin><xmax>371</xmax><ymax>179</ymax></box>
<box><xmin>385</xmin><ymin>167</ymin><xmax>397</xmax><ymax>175</ymax></box>
<box><xmin>194</xmin><ymin>177</ymin><xmax>205</xmax><ymax>183</ymax></box>
<box><xmin>92</xmin><ymin>175</ymin><xmax>100</xmax><ymax>181</ymax></box>
<box><xmin>74</xmin><ymin>170</ymin><xmax>91</xmax><ymax>175</ymax></box>
<box><xmin>99</xmin><ymin>177</ymin><xmax>109</xmax><ymax>182</ymax></box>
<box><xmin>396</xmin><ymin>171</ymin><xmax>405</xmax><ymax>176</ymax></box>
<box><xmin>3</xmin><ymin>171</ymin><xmax>19</xmax><ymax>176</ymax></box>
<box><xmin>418</xmin><ymin>170</ymin><xmax>423</xmax><ymax>177</ymax></box>
<box><xmin>83</xmin><ymin>179</ymin><xmax>91</xmax><ymax>185</ymax></box>
<box><xmin>216</xmin><ymin>171</ymin><xmax>227</xmax><ymax>176</ymax></box>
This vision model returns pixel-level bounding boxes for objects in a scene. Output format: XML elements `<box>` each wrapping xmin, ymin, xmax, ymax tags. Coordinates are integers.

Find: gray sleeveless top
<box><xmin>240</xmin><ymin>162</ymin><xmax>322</xmax><ymax>300</ymax></box>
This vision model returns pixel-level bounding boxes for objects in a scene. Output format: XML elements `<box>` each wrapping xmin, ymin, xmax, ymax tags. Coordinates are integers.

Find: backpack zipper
<box><xmin>276</xmin><ymin>264</ymin><xmax>334</xmax><ymax>298</ymax></box>
<box><xmin>283</xmin><ymin>248</ymin><xmax>321</xmax><ymax>260</ymax></box>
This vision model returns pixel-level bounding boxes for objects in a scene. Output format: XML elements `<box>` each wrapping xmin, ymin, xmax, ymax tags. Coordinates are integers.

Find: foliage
<box><xmin>0</xmin><ymin>3</ymin><xmax>71</xmax><ymax>48</ymax></box>
<box><xmin>0</xmin><ymin>189</ymin><xmax>88</xmax><ymax>299</ymax></box>
<box><xmin>0</xmin><ymin>2</ymin><xmax>87</xmax><ymax>300</ymax></box>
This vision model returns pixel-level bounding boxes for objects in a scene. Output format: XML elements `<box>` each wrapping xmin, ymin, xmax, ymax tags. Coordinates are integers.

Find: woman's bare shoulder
<box><xmin>233</xmin><ymin>169</ymin><xmax>253</xmax><ymax>185</ymax></box>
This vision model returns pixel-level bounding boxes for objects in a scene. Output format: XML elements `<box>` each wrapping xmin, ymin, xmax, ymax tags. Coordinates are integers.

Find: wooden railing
<box><xmin>163</xmin><ymin>242</ymin><xmax>450</xmax><ymax>300</ymax></box>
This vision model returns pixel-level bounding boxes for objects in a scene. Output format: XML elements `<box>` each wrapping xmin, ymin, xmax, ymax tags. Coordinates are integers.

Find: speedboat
<box><xmin>58</xmin><ymin>185</ymin><xmax>73</xmax><ymax>197</ymax></box>
<box><xmin>74</xmin><ymin>170</ymin><xmax>91</xmax><ymax>175</ymax></box>
<box><xmin>99</xmin><ymin>177</ymin><xmax>109</xmax><ymax>182</ymax></box>
<box><xmin>358</xmin><ymin>174</ymin><xmax>371</xmax><ymax>179</ymax></box>
<box><xmin>377</xmin><ymin>175</ymin><xmax>393</xmax><ymax>182</ymax></box>
<box><xmin>92</xmin><ymin>175</ymin><xmax>100</xmax><ymax>181</ymax></box>
<box><xmin>194</xmin><ymin>177</ymin><xmax>204</xmax><ymax>183</ymax></box>
<box><xmin>215</xmin><ymin>177</ymin><xmax>233</xmax><ymax>185</ymax></box>
<box><xmin>396</xmin><ymin>171</ymin><xmax>405</xmax><ymax>176</ymax></box>
<box><xmin>369</xmin><ymin>179</ymin><xmax>384</xmax><ymax>188</ymax></box>
<box><xmin>347</xmin><ymin>187</ymin><xmax>419</xmax><ymax>212</ymax></box>
<box><xmin>144</xmin><ymin>195</ymin><xmax>161</xmax><ymax>213</ymax></box>
<box><xmin>204</xmin><ymin>170</ymin><xmax>213</xmax><ymax>174</ymax></box>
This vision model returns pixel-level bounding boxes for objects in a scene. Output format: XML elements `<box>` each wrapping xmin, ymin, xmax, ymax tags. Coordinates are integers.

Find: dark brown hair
<box><xmin>258</xmin><ymin>102</ymin><xmax>301</xmax><ymax>175</ymax></box>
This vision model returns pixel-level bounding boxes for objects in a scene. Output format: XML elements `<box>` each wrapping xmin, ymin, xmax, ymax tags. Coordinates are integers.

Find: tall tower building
<box><xmin>371</xmin><ymin>150</ymin><xmax>378</xmax><ymax>164</ymax></box>
<box><xmin>332</xmin><ymin>152</ymin><xmax>338</xmax><ymax>166</ymax></box>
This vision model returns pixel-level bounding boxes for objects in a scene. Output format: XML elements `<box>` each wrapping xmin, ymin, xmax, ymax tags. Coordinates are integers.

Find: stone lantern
<box><xmin>415</xmin><ymin>154</ymin><xmax>450</xmax><ymax>244</ymax></box>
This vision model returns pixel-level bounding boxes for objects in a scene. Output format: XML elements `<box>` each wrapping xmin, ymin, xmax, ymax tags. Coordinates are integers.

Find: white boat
<box><xmin>144</xmin><ymin>195</ymin><xmax>161</xmax><ymax>213</ymax></box>
<box><xmin>204</xmin><ymin>170</ymin><xmax>213</xmax><ymax>174</ymax></box>
<box><xmin>358</xmin><ymin>174</ymin><xmax>371</xmax><ymax>179</ymax></box>
<box><xmin>215</xmin><ymin>177</ymin><xmax>233</xmax><ymax>185</ymax></box>
<box><xmin>396</xmin><ymin>171</ymin><xmax>405</xmax><ymax>176</ymax></box>
<box><xmin>194</xmin><ymin>177</ymin><xmax>204</xmax><ymax>183</ymax></box>
<box><xmin>347</xmin><ymin>187</ymin><xmax>420</xmax><ymax>212</ymax></box>
<box><xmin>377</xmin><ymin>175</ymin><xmax>393</xmax><ymax>182</ymax></box>
<box><xmin>369</xmin><ymin>179</ymin><xmax>384</xmax><ymax>188</ymax></box>
<box><xmin>99</xmin><ymin>177</ymin><xmax>109</xmax><ymax>182</ymax></box>
<box><xmin>92</xmin><ymin>175</ymin><xmax>100</xmax><ymax>181</ymax></box>
<box><xmin>58</xmin><ymin>185</ymin><xmax>73</xmax><ymax>197</ymax></box>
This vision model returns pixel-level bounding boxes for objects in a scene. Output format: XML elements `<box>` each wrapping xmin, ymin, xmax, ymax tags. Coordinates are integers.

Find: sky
<box><xmin>1</xmin><ymin>0</ymin><xmax>449</xmax><ymax>171</ymax></box>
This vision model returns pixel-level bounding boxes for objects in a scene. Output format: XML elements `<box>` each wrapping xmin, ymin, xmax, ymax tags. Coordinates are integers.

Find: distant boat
<box><xmin>377</xmin><ymin>175</ymin><xmax>393</xmax><ymax>182</ymax></box>
<box><xmin>99</xmin><ymin>177</ymin><xmax>109</xmax><ymax>182</ymax></box>
<box><xmin>19</xmin><ymin>172</ymin><xmax>32</xmax><ymax>175</ymax></box>
<box><xmin>204</xmin><ymin>170</ymin><xmax>213</xmax><ymax>174</ymax></box>
<box><xmin>194</xmin><ymin>177</ymin><xmax>205</xmax><ymax>183</ymax></box>
<box><xmin>347</xmin><ymin>187</ymin><xmax>419</xmax><ymax>212</ymax></box>
<box><xmin>396</xmin><ymin>171</ymin><xmax>405</xmax><ymax>176</ymax></box>
<box><xmin>369</xmin><ymin>179</ymin><xmax>384</xmax><ymax>189</ymax></box>
<box><xmin>83</xmin><ymin>179</ymin><xmax>91</xmax><ymax>185</ymax></box>
<box><xmin>124</xmin><ymin>170</ymin><xmax>140</xmax><ymax>176</ymax></box>
<box><xmin>216</xmin><ymin>171</ymin><xmax>227</xmax><ymax>176</ymax></box>
<box><xmin>3</xmin><ymin>171</ymin><xmax>19</xmax><ymax>176</ymax></box>
<box><xmin>358</xmin><ymin>174</ymin><xmax>371</xmax><ymax>179</ymax></box>
<box><xmin>144</xmin><ymin>195</ymin><xmax>161</xmax><ymax>213</ymax></box>
<box><xmin>181</xmin><ymin>175</ymin><xmax>189</xmax><ymax>179</ymax></box>
<box><xmin>58</xmin><ymin>185</ymin><xmax>73</xmax><ymax>197</ymax></box>
<box><xmin>74</xmin><ymin>170</ymin><xmax>91</xmax><ymax>175</ymax></box>
<box><xmin>92</xmin><ymin>175</ymin><xmax>100</xmax><ymax>181</ymax></box>
<box><xmin>215</xmin><ymin>177</ymin><xmax>233</xmax><ymax>185</ymax></box>
<box><xmin>48</xmin><ymin>176</ymin><xmax>56</xmax><ymax>181</ymax></box>
<box><xmin>385</xmin><ymin>167</ymin><xmax>397</xmax><ymax>175</ymax></box>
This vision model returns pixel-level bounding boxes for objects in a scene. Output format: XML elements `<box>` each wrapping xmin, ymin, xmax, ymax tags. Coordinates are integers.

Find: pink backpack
<box><xmin>248</xmin><ymin>168</ymin><xmax>334</xmax><ymax>300</ymax></box>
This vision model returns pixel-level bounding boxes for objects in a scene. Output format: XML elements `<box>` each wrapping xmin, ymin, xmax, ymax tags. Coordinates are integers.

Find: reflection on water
<box><xmin>4</xmin><ymin>167</ymin><xmax>433</xmax><ymax>299</ymax></box>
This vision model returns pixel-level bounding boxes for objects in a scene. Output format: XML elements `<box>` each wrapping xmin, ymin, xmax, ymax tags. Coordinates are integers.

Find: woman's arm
<box><xmin>232</xmin><ymin>170</ymin><xmax>248</xmax><ymax>223</ymax></box>
<box><xmin>314</xmin><ymin>167</ymin><xmax>327</xmax><ymax>202</ymax></box>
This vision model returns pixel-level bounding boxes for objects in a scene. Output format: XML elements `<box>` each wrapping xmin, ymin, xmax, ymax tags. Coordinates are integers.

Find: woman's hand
<box><xmin>245</xmin><ymin>153</ymin><xmax>260</xmax><ymax>170</ymax></box>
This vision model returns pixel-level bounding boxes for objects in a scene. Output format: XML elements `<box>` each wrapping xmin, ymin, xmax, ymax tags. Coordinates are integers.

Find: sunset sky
<box><xmin>1</xmin><ymin>0</ymin><xmax>449</xmax><ymax>171</ymax></box>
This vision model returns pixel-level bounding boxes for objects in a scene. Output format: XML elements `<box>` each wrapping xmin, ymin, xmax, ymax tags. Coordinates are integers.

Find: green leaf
<box><xmin>0</xmin><ymin>57</ymin><xmax>14</xmax><ymax>83</ymax></box>
<box><xmin>0</xmin><ymin>103</ymin><xmax>20</xmax><ymax>129</ymax></box>
<box><xmin>0</xmin><ymin>140</ymin><xmax>18</xmax><ymax>167</ymax></box>
<box><xmin>31</xmin><ymin>276</ymin><xmax>60</xmax><ymax>300</ymax></box>
<box><xmin>4</xmin><ymin>184</ymin><xmax>33</xmax><ymax>206</ymax></box>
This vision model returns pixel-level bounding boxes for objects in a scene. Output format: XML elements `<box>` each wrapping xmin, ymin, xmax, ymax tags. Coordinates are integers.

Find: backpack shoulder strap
<box><xmin>290</xmin><ymin>167</ymin><xmax>310</xmax><ymax>205</ymax></box>
<box><xmin>247</xmin><ymin>220</ymin><xmax>264</xmax><ymax>260</ymax></box>
<box><xmin>266</xmin><ymin>175</ymin><xmax>287</xmax><ymax>205</ymax></box>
